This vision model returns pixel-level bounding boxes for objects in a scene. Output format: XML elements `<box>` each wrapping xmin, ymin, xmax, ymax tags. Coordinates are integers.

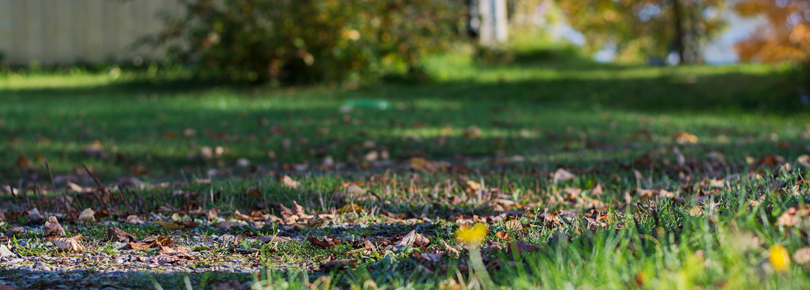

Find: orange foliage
<box><xmin>735</xmin><ymin>0</ymin><xmax>810</xmax><ymax>62</ymax></box>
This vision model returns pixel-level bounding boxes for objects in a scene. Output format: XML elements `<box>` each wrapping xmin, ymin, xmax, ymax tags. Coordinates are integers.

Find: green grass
<box><xmin>1</xmin><ymin>44</ymin><xmax>807</xmax><ymax>182</ymax></box>
<box><xmin>1</xmin><ymin>44</ymin><xmax>810</xmax><ymax>289</ymax></box>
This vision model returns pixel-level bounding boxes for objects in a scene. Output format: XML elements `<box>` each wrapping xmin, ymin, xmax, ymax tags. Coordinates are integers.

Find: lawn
<box><xmin>1</xmin><ymin>44</ymin><xmax>810</xmax><ymax>289</ymax></box>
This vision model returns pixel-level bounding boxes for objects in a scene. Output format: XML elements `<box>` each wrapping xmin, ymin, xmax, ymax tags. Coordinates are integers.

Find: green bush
<box><xmin>147</xmin><ymin>0</ymin><xmax>466</xmax><ymax>84</ymax></box>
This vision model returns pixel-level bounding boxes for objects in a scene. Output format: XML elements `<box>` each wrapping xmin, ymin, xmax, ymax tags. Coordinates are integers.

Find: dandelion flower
<box><xmin>456</xmin><ymin>223</ymin><xmax>487</xmax><ymax>247</ymax></box>
<box><xmin>770</xmin><ymin>245</ymin><xmax>791</xmax><ymax>272</ymax></box>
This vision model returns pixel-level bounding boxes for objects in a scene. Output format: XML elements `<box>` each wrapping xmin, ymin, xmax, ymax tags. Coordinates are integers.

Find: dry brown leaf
<box><xmin>396</xmin><ymin>230</ymin><xmax>430</xmax><ymax>248</ymax></box>
<box><xmin>290</xmin><ymin>200</ymin><xmax>306</xmax><ymax>216</ymax></box>
<box><xmin>463</xmin><ymin>126</ymin><xmax>481</xmax><ymax>139</ymax></box>
<box><xmin>156</xmin><ymin>236</ymin><xmax>175</xmax><ymax>246</ymax></box>
<box><xmin>495</xmin><ymin>231</ymin><xmax>511</xmax><ymax>241</ymax></box>
<box><xmin>43</xmin><ymin>216</ymin><xmax>66</xmax><ymax>238</ymax></box>
<box><xmin>155</xmin><ymin>220</ymin><xmax>198</xmax><ymax>229</ymax></box>
<box><xmin>126</xmin><ymin>215</ymin><xmax>145</xmax><ymax>224</ymax></box>
<box><xmin>107</xmin><ymin>226</ymin><xmax>138</xmax><ymax>242</ymax></box>
<box><xmin>282</xmin><ymin>175</ymin><xmax>300</xmax><ymax>189</ymax></box>
<box><xmin>674</xmin><ymin>131</ymin><xmax>698</xmax><ymax>144</ymax></box>
<box><xmin>505</xmin><ymin>219</ymin><xmax>523</xmax><ymax>231</ymax></box>
<box><xmin>590</xmin><ymin>184</ymin><xmax>604</xmax><ymax>196</ymax></box>
<box><xmin>159</xmin><ymin>245</ymin><xmax>193</xmax><ymax>257</ymax></box>
<box><xmin>307</xmin><ymin>215</ymin><xmax>326</xmax><ymax>228</ymax></box>
<box><xmin>777</xmin><ymin>207</ymin><xmax>810</xmax><ymax>227</ymax></box>
<box><xmin>307</xmin><ymin>236</ymin><xmax>339</xmax><ymax>249</ymax></box>
<box><xmin>153</xmin><ymin>254</ymin><xmax>180</xmax><ymax>265</ymax></box>
<box><xmin>128</xmin><ymin>242</ymin><xmax>152</xmax><ymax>250</ymax></box>
<box><xmin>338</xmin><ymin>203</ymin><xmax>364</xmax><ymax>214</ymax></box>
<box><xmin>553</xmin><ymin>168</ymin><xmax>576</xmax><ymax>183</ymax></box>
<box><xmin>53</xmin><ymin>236</ymin><xmax>85</xmax><ymax>252</ymax></box>
<box><xmin>793</xmin><ymin>247</ymin><xmax>810</xmax><ymax>265</ymax></box>
<box><xmin>256</xmin><ymin>235</ymin><xmax>294</xmax><ymax>243</ymax></box>
<box><xmin>410</xmin><ymin>157</ymin><xmax>435</xmax><ymax>172</ymax></box>
<box><xmin>440</xmin><ymin>240</ymin><xmax>460</xmax><ymax>257</ymax></box>
<box><xmin>79</xmin><ymin>208</ymin><xmax>96</xmax><ymax>222</ymax></box>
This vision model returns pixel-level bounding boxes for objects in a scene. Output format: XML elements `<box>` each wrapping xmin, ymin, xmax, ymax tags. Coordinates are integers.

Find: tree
<box><xmin>555</xmin><ymin>0</ymin><xmax>727</xmax><ymax>64</ymax></box>
<box><xmin>734</xmin><ymin>0</ymin><xmax>810</xmax><ymax>63</ymax></box>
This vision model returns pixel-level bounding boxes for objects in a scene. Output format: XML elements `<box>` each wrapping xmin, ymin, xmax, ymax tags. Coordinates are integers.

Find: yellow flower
<box><xmin>456</xmin><ymin>223</ymin><xmax>487</xmax><ymax>247</ymax></box>
<box><xmin>770</xmin><ymin>245</ymin><xmax>791</xmax><ymax>272</ymax></box>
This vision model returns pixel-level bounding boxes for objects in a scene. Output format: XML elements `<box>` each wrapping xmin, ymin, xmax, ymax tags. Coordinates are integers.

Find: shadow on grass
<box><xmin>0</xmin><ymin>54</ymin><xmax>806</xmax><ymax>183</ymax></box>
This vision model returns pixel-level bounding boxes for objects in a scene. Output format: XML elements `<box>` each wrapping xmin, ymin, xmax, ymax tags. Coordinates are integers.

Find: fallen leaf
<box><xmin>282</xmin><ymin>175</ymin><xmax>299</xmax><ymax>189</ymax></box>
<box><xmin>410</xmin><ymin>157</ymin><xmax>435</xmax><ymax>172</ymax></box>
<box><xmin>793</xmin><ymin>247</ymin><xmax>810</xmax><ymax>265</ymax></box>
<box><xmin>505</xmin><ymin>219</ymin><xmax>523</xmax><ymax>231</ymax></box>
<box><xmin>153</xmin><ymin>254</ymin><xmax>180</xmax><ymax>265</ymax></box>
<box><xmin>495</xmin><ymin>231</ymin><xmax>511</xmax><ymax>241</ymax></box>
<box><xmin>307</xmin><ymin>215</ymin><xmax>326</xmax><ymax>228</ymax></box>
<box><xmin>156</xmin><ymin>236</ymin><xmax>175</xmax><ymax>246</ymax></box>
<box><xmin>155</xmin><ymin>220</ymin><xmax>198</xmax><ymax>229</ymax></box>
<box><xmin>674</xmin><ymin>131</ymin><xmax>698</xmax><ymax>144</ymax></box>
<box><xmin>338</xmin><ymin>203</ymin><xmax>364</xmax><ymax>214</ymax></box>
<box><xmin>307</xmin><ymin>236</ymin><xmax>339</xmax><ymax>249</ymax></box>
<box><xmin>553</xmin><ymin>168</ymin><xmax>576</xmax><ymax>183</ymax></box>
<box><xmin>126</xmin><ymin>215</ymin><xmax>145</xmax><ymax>224</ymax></box>
<box><xmin>53</xmin><ymin>236</ymin><xmax>85</xmax><ymax>252</ymax></box>
<box><xmin>43</xmin><ymin>216</ymin><xmax>66</xmax><ymax>239</ymax></box>
<box><xmin>463</xmin><ymin>126</ymin><xmax>481</xmax><ymax>139</ymax></box>
<box><xmin>107</xmin><ymin>226</ymin><xmax>138</xmax><ymax>242</ymax></box>
<box><xmin>396</xmin><ymin>230</ymin><xmax>430</xmax><ymax>248</ymax></box>
<box><xmin>127</xmin><ymin>242</ymin><xmax>152</xmax><ymax>250</ymax></box>
<box><xmin>159</xmin><ymin>245</ymin><xmax>193</xmax><ymax>257</ymax></box>
<box><xmin>79</xmin><ymin>208</ymin><xmax>96</xmax><ymax>222</ymax></box>
<box><xmin>777</xmin><ymin>207</ymin><xmax>810</xmax><ymax>227</ymax></box>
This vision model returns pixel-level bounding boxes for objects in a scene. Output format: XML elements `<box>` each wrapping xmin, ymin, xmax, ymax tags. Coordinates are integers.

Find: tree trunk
<box><xmin>671</xmin><ymin>0</ymin><xmax>686</xmax><ymax>65</ymax></box>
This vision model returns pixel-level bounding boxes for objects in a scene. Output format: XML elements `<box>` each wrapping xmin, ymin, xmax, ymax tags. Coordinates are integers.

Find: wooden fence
<box><xmin>0</xmin><ymin>0</ymin><xmax>181</xmax><ymax>65</ymax></box>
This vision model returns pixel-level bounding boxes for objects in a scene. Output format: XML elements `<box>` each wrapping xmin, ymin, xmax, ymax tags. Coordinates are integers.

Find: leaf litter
<box><xmin>1</xmin><ymin>142</ymin><xmax>810</xmax><ymax>289</ymax></box>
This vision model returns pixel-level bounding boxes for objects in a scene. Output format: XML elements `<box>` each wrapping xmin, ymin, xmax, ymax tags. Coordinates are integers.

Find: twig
<box><xmin>45</xmin><ymin>158</ymin><xmax>61</xmax><ymax>215</ymax></box>
<box><xmin>117</xmin><ymin>186</ymin><xmax>133</xmax><ymax>214</ymax></box>
<box><xmin>83</xmin><ymin>164</ymin><xmax>111</xmax><ymax>208</ymax></box>
<box><xmin>44</xmin><ymin>158</ymin><xmax>57</xmax><ymax>193</ymax></box>
<box><xmin>83</xmin><ymin>164</ymin><xmax>104</xmax><ymax>188</ymax></box>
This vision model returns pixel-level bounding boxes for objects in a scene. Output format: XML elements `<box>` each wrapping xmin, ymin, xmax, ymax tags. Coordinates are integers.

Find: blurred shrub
<box><xmin>146</xmin><ymin>0</ymin><xmax>466</xmax><ymax>84</ymax></box>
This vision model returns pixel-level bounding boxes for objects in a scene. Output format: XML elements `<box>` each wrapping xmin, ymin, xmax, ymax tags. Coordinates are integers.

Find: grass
<box><xmin>1</xmin><ymin>42</ymin><xmax>810</xmax><ymax>289</ymax></box>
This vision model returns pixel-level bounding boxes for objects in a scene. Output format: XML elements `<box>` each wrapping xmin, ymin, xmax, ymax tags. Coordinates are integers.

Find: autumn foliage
<box><xmin>555</xmin><ymin>0</ymin><xmax>727</xmax><ymax>63</ymax></box>
<box><xmin>734</xmin><ymin>0</ymin><xmax>810</xmax><ymax>63</ymax></box>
